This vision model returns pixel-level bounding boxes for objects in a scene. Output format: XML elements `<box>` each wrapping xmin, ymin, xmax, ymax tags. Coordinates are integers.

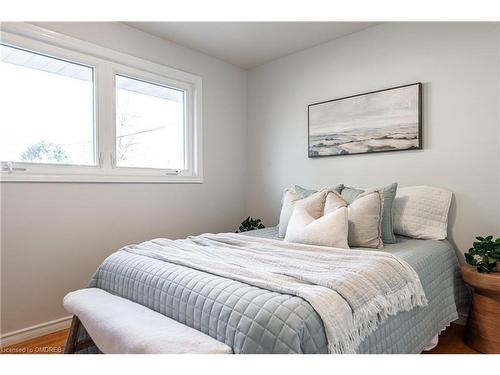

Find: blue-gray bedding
<box><xmin>73</xmin><ymin>227</ymin><xmax>470</xmax><ymax>354</ymax></box>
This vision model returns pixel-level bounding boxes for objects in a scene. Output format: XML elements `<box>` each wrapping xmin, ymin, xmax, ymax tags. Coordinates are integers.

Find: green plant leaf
<box><xmin>237</xmin><ymin>216</ymin><xmax>265</xmax><ymax>233</ymax></box>
<box><xmin>464</xmin><ymin>235</ymin><xmax>500</xmax><ymax>271</ymax></box>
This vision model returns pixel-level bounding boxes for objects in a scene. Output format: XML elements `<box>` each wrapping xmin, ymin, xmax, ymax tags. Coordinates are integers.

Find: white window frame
<box><xmin>0</xmin><ymin>23</ymin><xmax>203</xmax><ymax>183</ymax></box>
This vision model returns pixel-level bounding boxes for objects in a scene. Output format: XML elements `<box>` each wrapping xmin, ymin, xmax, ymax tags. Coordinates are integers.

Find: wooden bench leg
<box><xmin>64</xmin><ymin>316</ymin><xmax>81</xmax><ymax>354</ymax></box>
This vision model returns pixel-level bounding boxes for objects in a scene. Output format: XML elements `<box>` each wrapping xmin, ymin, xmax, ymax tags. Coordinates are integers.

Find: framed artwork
<box><xmin>308</xmin><ymin>83</ymin><xmax>422</xmax><ymax>157</ymax></box>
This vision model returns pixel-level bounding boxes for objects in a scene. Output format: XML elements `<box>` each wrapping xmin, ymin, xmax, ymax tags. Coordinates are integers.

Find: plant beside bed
<box><xmin>464</xmin><ymin>236</ymin><xmax>500</xmax><ymax>273</ymax></box>
<box><xmin>237</xmin><ymin>216</ymin><xmax>265</xmax><ymax>233</ymax></box>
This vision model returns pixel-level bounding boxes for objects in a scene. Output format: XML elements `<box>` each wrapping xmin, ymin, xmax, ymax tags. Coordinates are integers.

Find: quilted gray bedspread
<box><xmin>75</xmin><ymin>227</ymin><xmax>470</xmax><ymax>354</ymax></box>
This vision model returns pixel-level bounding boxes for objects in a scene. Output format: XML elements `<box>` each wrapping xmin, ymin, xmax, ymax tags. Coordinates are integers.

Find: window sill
<box><xmin>0</xmin><ymin>173</ymin><xmax>203</xmax><ymax>184</ymax></box>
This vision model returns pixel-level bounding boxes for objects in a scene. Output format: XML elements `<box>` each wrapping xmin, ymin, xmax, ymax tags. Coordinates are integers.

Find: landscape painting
<box><xmin>308</xmin><ymin>83</ymin><xmax>422</xmax><ymax>157</ymax></box>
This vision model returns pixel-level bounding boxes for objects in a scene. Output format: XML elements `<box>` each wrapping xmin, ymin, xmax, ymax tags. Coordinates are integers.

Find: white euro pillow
<box><xmin>284</xmin><ymin>206</ymin><xmax>349</xmax><ymax>249</ymax></box>
<box><xmin>278</xmin><ymin>188</ymin><xmax>329</xmax><ymax>238</ymax></box>
<box><xmin>393</xmin><ymin>186</ymin><xmax>452</xmax><ymax>240</ymax></box>
<box><xmin>325</xmin><ymin>190</ymin><xmax>384</xmax><ymax>249</ymax></box>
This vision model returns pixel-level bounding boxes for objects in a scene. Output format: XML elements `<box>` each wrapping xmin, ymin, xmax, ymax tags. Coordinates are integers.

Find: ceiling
<box><xmin>125</xmin><ymin>22</ymin><xmax>378</xmax><ymax>69</ymax></box>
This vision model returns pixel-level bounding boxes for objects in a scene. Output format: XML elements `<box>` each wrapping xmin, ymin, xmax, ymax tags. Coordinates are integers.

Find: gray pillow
<box><xmin>340</xmin><ymin>186</ymin><xmax>364</xmax><ymax>203</ymax></box>
<box><xmin>294</xmin><ymin>184</ymin><xmax>343</xmax><ymax>198</ymax></box>
<box><xmin>341</xmin><ymin>183</ymin><xmax>398</xmax><ymax>244</ymax></box>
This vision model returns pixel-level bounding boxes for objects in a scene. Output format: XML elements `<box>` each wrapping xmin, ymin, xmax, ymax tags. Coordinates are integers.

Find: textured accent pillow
<box><xmin>325</xmin><ymin>190</ymin><xmax>384</xmax><ymax>248</ymax></box>
<box><xmin>393</xmin><ymin>186</ymin><xmax>452</xmax><ymax>240</ymax></box>
<box><xmin>341</xmin><ymin>183</ymin><xmax>398</xmax><ymax>244</ymax></box>
<box><xmin>284</xmin><ymin>207</ymin><xmax>349</xmax><ymax>249</ymax></box>
<box><xmin>278</xmin><ymin>189</ymin><xmax>330</xmax><ymax>238</ymax></box>
<box><xmin>278</xmin><ymin>184</ymin><xmax>343</xmax><ymax>238</ymax></box>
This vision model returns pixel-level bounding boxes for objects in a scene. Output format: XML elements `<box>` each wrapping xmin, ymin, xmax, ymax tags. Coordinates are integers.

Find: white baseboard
<box><xmin>0</xmin><ymin>316</ymin><xmax>72</xmax><ymax>347</ymax></box>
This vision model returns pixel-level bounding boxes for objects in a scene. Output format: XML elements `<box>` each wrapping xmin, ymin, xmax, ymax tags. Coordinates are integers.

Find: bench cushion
<box><xmin>63</xmin><ymin>288</ymin><xmax>233</xmax><ymax>354</ymax></box>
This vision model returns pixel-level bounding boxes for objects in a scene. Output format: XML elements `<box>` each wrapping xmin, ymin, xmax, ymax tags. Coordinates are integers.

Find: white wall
<box><xmin>0</xmin><ymin>22</ymin><xmax>248</xmax><ymax>335</ymax></box>
<box><xmin>246</xmin><ymin>22</ymin><xmax>500</xmax><ymax>258</ymax></box>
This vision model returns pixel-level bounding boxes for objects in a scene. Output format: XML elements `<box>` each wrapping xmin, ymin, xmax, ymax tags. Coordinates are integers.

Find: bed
<box><xmin>66</xmin><ymin>227</ymin><xmax>470</xmax><ymax>354</ymax></box>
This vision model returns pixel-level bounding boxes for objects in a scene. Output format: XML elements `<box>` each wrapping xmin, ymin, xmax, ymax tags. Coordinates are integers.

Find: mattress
<box><xmin>71</xmin><ymin>227</ymin><xmax>470</xmax><ymax>354</ymax></box>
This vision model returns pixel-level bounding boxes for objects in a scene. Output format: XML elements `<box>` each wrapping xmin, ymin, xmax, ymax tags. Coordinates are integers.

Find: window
<box><xmin>115</xmin><ymin>75</ymin><xmax>185</xmax><ymax>170</ymax></box>
<box><xmin>0</xmin><ymin>23</ymin><xmax>202</xmax><ymax>183</ymax></box>
<box><xmin>0</xmin><ymin>45</ymin><xmax>95</xmax><ymax>166</ymax></box>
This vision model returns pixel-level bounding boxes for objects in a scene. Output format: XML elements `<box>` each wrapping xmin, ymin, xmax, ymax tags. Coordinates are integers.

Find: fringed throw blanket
<box><xmin>123</xmin><ymin>233</ymin><xmax>427</xmax><ymax>354</ymax></box>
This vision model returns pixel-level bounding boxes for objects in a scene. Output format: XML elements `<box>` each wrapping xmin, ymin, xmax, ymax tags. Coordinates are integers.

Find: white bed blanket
<box><xmin>122</xmin><ymin>233</ymin><xmax>428</xmax><ymax>353</ymax></box>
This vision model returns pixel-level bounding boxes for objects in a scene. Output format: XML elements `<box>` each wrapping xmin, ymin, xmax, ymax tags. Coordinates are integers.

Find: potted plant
<box><xmin>464</xmin><ymin>236</ymin><xmax>500</xmax><ymax>273</ymax></box>
<box><xmin>236</xmin><ymin>217</ymin><xmax>265</xmax><ymax>233</ymax></box>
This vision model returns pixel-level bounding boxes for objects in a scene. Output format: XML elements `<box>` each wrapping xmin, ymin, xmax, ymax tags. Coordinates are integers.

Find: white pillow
<box><xmin>325</xmin><ymin>190</ymin><xmax>384</xmax><ymax>248</ymax></box>
<box><xmin>278</xmin><ymin>188</ymin><xmax>329</xmax><ymax>238</ymax></box>
<box><xmin>284</xmin><ymin>207</ymin><xmax>349</xmax><ymax>249</ymax></box>
<box><xmin>393</xmin><ymin>186</ymin><xmax>452</xmax><ymax>240</ymax></box>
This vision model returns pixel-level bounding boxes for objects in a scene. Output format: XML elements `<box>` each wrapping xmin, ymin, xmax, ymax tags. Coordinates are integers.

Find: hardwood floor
<box><xmin>427</xmin><ymin>324</ymin><xmax>479</xmax><ymax>354</ymax></box>
<box><xmin>0</xmin><ymin>324</ymin><xmax>479</xmax><ymax>354</ymax></box>
<box><xmin>0</xmin><ymin>329</ymin><xmax>69</xmax><ymax>354</ymax></box>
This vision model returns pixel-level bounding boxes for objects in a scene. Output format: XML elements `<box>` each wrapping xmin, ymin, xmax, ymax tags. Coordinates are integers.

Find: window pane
<box><xmin>0</xmin><ymin>44</ymin><xmax>95</xmax><ymax>165</ymax></box>
<box><xmin>115</xmin><ymin>75</ymin><xmax>185</xmax><ymax>170</ymax></box>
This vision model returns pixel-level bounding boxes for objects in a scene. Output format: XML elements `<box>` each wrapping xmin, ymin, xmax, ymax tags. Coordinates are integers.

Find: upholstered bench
<box><xmin>63</xmin><ymin>288</ymin><xmax>233</xmax><ymax>354</ymax></box>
